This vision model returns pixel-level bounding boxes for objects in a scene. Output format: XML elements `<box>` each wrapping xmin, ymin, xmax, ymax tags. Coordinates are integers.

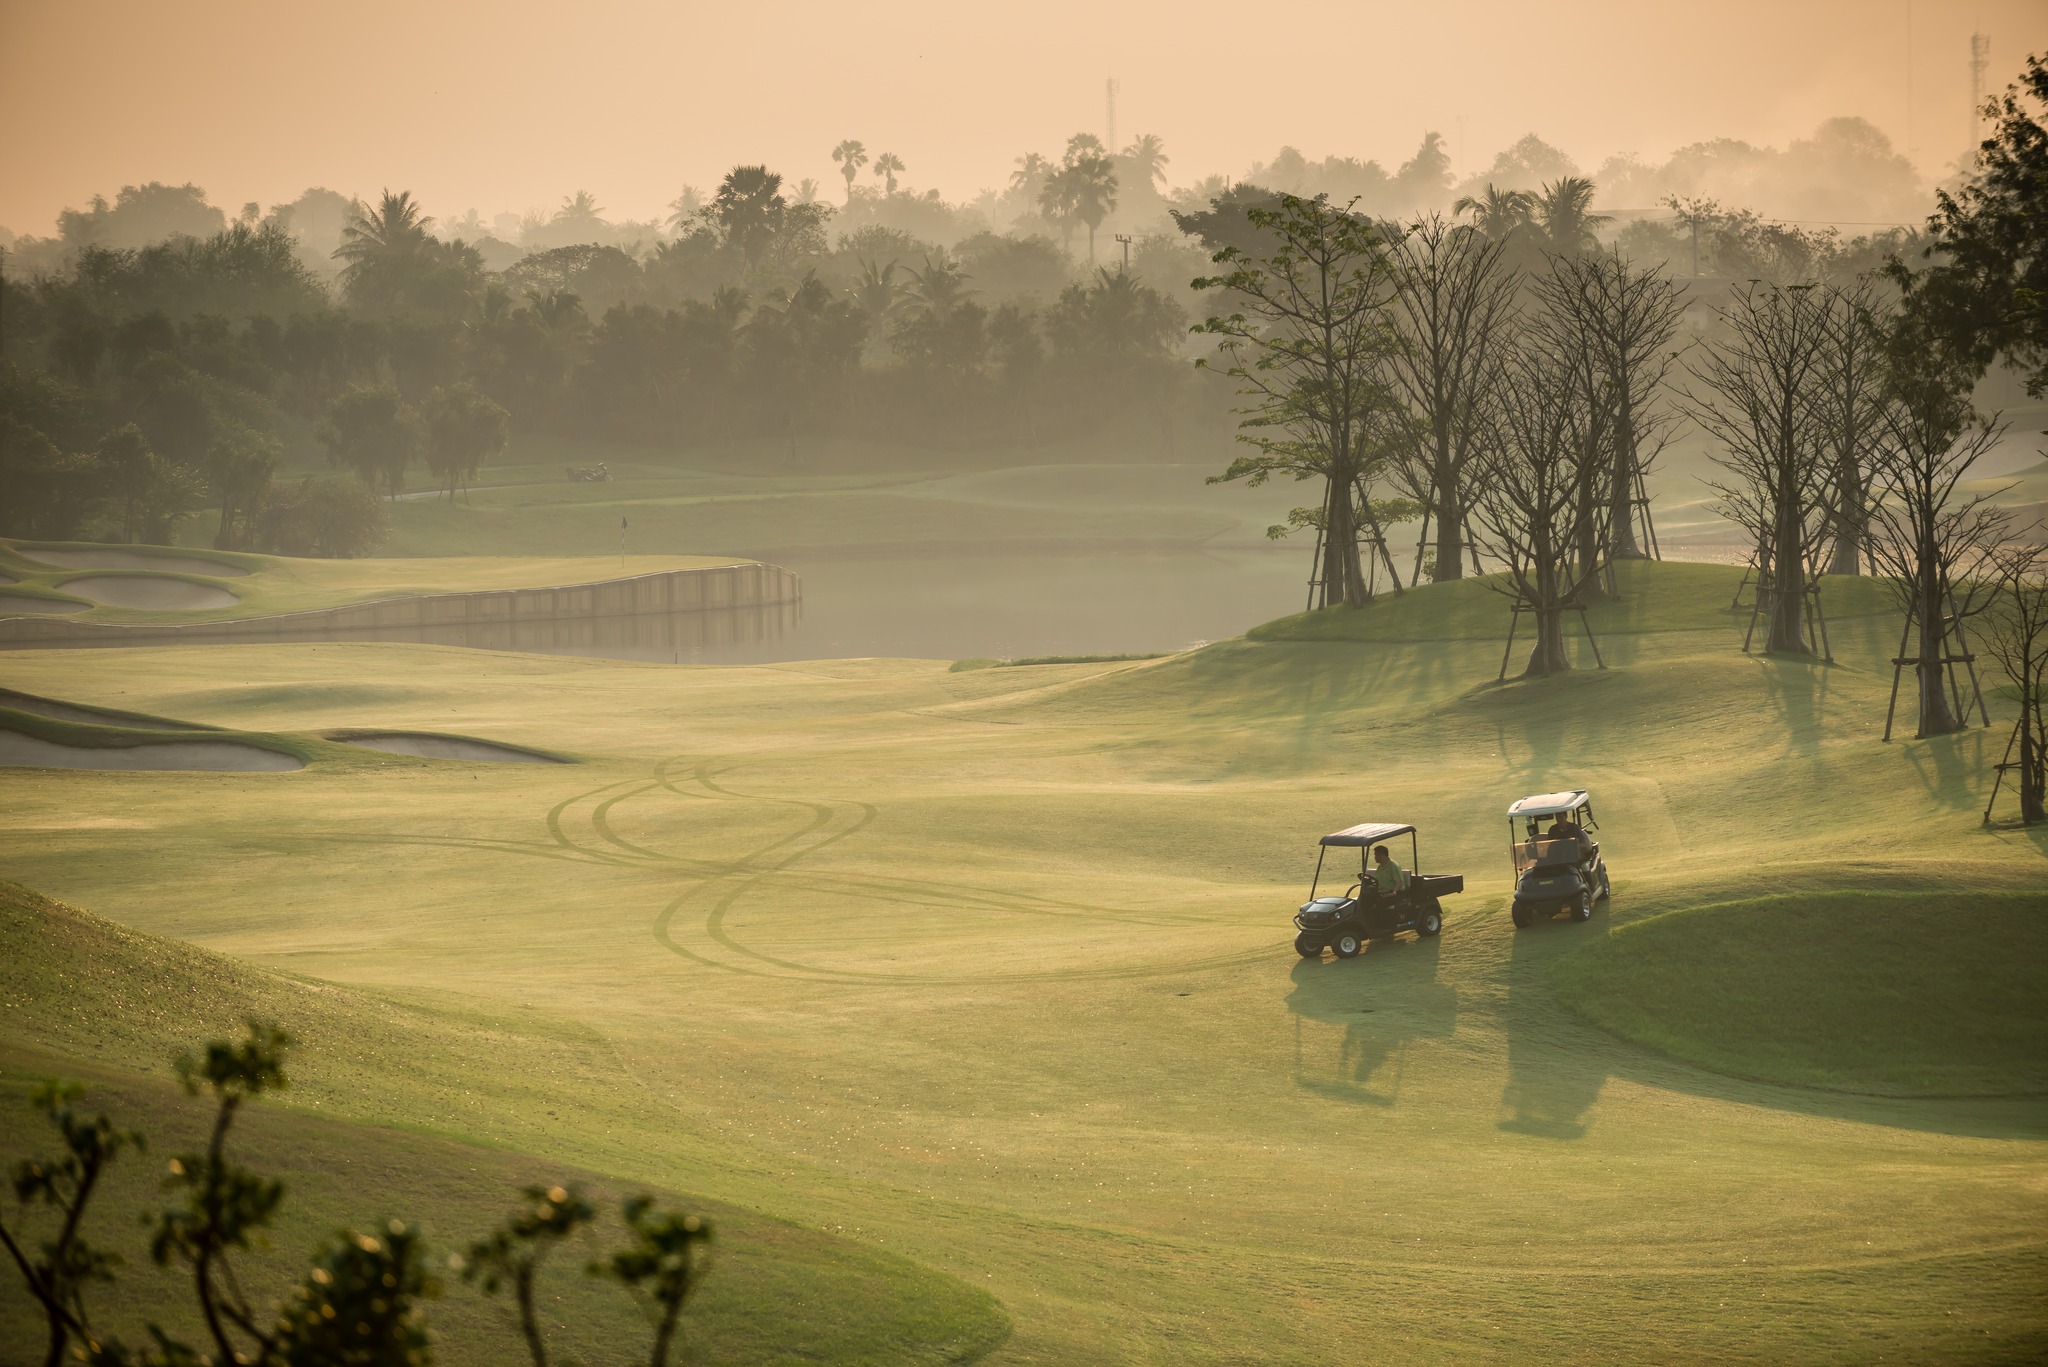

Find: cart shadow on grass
<box><xmin>1285</xmin><ymin>936</ymin><xmax>1458</xmax><ymax>1108</ymax></box>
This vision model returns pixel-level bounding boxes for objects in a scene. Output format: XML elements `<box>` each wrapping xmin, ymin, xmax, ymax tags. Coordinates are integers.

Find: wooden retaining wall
<box><xmin>0</xmin><ymin>562</ymin><xmax>801</xmax><ymax>646</ymax></box>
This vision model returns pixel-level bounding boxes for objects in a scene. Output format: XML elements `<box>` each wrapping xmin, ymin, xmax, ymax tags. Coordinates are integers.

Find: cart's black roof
<box><xmin>1320</xmin><ymin>822</ymin><xmax>1416</xmax><ymax>846</ymax></box>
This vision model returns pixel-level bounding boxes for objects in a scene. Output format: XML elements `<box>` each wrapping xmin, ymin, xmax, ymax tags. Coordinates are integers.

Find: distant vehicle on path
<box><xmin>1505</xmin><ymin>790</ymin><xmax>1612</xmax><ymax>928</ymax></box>
<box><xmin>566</xmin><ymin>462</ymin><xmax>612</xmax><ymax>482</ymax></box>
<box><xmin>1293</xmin><ymin>821</ymin><xmax>1465</xmax><ymax>960</ymax></box>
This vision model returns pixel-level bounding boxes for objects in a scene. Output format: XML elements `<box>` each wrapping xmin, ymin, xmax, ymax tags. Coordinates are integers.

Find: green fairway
<box><xmin>2</xmin><ymin>560</ymin><xmax>2045</xmax><ymax>1363</ymax></box>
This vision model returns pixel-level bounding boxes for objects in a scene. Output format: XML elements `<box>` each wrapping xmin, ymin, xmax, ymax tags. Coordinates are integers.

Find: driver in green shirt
<box><xmin>1370</xmin><ymin>844</ymin><xmax>1407</xmax><ymax>897</ymax></box>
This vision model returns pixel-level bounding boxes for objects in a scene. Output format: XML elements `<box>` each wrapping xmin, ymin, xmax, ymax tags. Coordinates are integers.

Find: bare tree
<box><xmin>1381</xmin><ymin>214</ymin><xmax>1518</xmax><ymax>582</ymax></box>
<box><xmin>1983</xmin><ymin>543</ymin><xmax>2048</xmax><ymax>824</ymax></box>
<box><xmin>1864</xmin><ymin>355</ymin><xmax>2010</xmax><ymax>737</ymax></box>
<box><xmin>1819</xmin><ymin>281</ymin><xmax>1892</xmax><ymax>575</ymax></box>
<box><xmin>1467</xmin><ymin>322</ymin><xmax>1608</xmax><ymax>676</ymax></box>
<box><xmin>1195</xmin><ymin>194</ymin><xmax>1402</xmax><ymax>607</ymax></box>
<box><xmin>1535</xmin><ymin>251</ymin><xmax>1686</xmax><ymax>568</ymax></box>
<box><xmin>1686</xmin><ymin>283</ymin><xmax>1839</xmax><ymax>654</ymax></box>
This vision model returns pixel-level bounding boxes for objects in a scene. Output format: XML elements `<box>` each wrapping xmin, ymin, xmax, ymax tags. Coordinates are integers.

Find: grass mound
<box><xmin>0</xmin><ymin>882</ymin><xmax>1010</xmax><ymax>1364</ymax></box>
<box><xmin>1551</xmin><ymin>891</ymin><xmax>2048</xmax><ymax>1096</ymax></box>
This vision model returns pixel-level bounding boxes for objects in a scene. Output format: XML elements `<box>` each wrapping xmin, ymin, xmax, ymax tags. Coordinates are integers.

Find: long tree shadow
<box><xmin>1284</xmin><ymin>935</ymin><xmax>1457</xmax><ymax>1107</ymax></box>
<box><xmin>1498</xmin><ymin>909</ymin><xmax>1611</xmax><ymax>1138</ymax></box>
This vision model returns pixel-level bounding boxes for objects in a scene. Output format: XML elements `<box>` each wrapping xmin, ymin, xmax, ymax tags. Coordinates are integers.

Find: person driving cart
<box><xmin>1369</xmin><ymin>844</ymin><xmax>1407</xmax><ymax>896</ymax></box>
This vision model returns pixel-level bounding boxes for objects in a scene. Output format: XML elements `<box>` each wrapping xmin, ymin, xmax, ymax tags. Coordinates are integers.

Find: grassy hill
<box><xmin>0</xmin><ymin>881</ymin><xmax>1009</xmax><ymax>1365</ymax></box>
<box><xmin>2</xmin><ymin>560</ymin><xmax>2044</xmax><ymax>1362</ymax></box>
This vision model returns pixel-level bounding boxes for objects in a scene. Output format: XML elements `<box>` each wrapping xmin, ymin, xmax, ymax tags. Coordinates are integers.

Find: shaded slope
<box><xmin>1549</xmin><ymin>891</ymin><xmax>2048</xmax><ymax>1096</ymax></box>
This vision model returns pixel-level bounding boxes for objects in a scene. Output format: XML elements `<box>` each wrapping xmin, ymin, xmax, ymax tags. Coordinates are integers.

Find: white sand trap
<box><xmin>60</xmin><ymin>575</ymin><xmax>240</xmax><ymax>610</ymax></box>
<box><xmin>0</xmin><ymin>731</ymin><xmax>301</xmax><ymax>772</ymax></box>
<box><xmin>0</xmin><ymin>592</ymin><xmax>84</xmax><ymax>615</ymax></box>
<box><xmin>333</xmin><ymin>732</ymin><xmax>564</xmax><ymax>763</ymax></box>
<box><xmin>24</xmin><ymin>548</ymin><xmax>251</xmax><ymax>577</ymax></box>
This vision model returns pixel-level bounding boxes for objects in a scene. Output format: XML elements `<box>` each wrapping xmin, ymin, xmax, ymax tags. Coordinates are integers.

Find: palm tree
<box><xmin>903</xmin><ymin>252</ymin><xmax>975</xmax><ymax>314</ymax></box>
<box><xmin>1065</xmin><ymin>132</ymin><xmax>1107</xmax><ymax>161</ymax></box>
<box><xmin>333</xmin><ymin>190</ymin><xmax>441</xmax><ymax>309</ymax></box>
<box><xmin>831</xmin><ymin>140</ymin><xmax>868</xmax><ymax>203</ymax></box>
<box><xmin>665</xmin><ymin>186</ymin><xmax>704</xmax><ymax>236</ymax></box>
<box><xmin>1037</xmin><ymin>168</ymin><xmax>1082</xmax><ymax>254</ymax></box>
<box><xmin>1534</xmin><ymin>177</ymin><xmax>1611</xmax><ymax>254</ymax></box>
<box><xmin>850</xmin><ymin>258</ymin><xmax>906</xmax><ymax>325</ymax></box>
<box><xmin>713</xmin><ymin>165</ymin><xmax>787</xmax><ymax>269</ymax></box>
<box><xmin>1451</xmin><ymin>184</ymin><xmax>1538</xmax><ymax>241</ymax></box>
<box><xmin>334</xmin><ymin>189</ymin><xmax>432</xmax><ymax>281</ymax></box>
<box><xmin>553</xmin><ymin>191</ymin><xmax>606</xmax><ymax>232</ymax></box>
<box><xmin>873</xmin><ymin>152</ymin><xmax>905</xmax><ymax>196</ymax></box>
<box><xmin>1121</xmin><ymin>133</ymin><xmax>1170</xmax><ymax>190</ymax></box>
<box><xmin>1009</xmin><ymin>152</ymin><xmax>1052</xmax><ymax>195</ymax></box>
<box><xmin>1068</xmin><ymin>156</ymin><xmax>1119</xmax><ymax>265</ymax></box>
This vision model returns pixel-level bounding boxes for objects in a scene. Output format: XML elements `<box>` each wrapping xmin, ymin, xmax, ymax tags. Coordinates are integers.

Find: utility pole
<box><xmin>1114</xmin><ymin>233</ymin><xmax>1133</xmax><ymax>273</ymax></box>
<box><xmin>1106</xmin><ymin>77</ymin><xmax>1119</xmax><ymax>154</ymax></box>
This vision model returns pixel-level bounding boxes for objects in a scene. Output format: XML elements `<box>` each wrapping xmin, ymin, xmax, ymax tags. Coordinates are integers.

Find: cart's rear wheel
<box><xmin>1570</xmin><ymin>890</ymin><xmax>1593</xmax><ymax>921</ymax></box>
<box><xmin>1419</xmin><ymin>905</ymin><xmax>1443</xmax><ymax>937</ymax></box>
<box><xmin>1294</xmin><ymin>932</ymin><xmax>1323</xmax><ymax>958</ymax></box>
<box><xmin>1332</xmin><ymin>931</ymin><xmax>1363</xmax><ymax>959</ymax></box>
<box><xmin>1511</xmin><ymin>901</ymin><xmax>1531</xmax><ymax>929</ymax></box>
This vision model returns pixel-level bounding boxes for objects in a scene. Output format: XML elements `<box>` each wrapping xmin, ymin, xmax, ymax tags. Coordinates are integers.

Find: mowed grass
<box><xmin>1552</xmin><ymin>891</ymin><xmax>2048</xmax><ymax>1096</ymax></box>
<box><xmin>1</xmin><ymin>560</ymin><xmax>2045</xmax><ymax>1363</ymax></box>
<box><xmin>0</xmin><ymin>880</ymin><xmax>1010</xmax><ymax>1364</ymax></box>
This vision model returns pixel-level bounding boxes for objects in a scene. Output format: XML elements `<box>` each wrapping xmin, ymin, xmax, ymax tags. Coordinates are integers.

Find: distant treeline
<box><xmin>0</xmin><ymin>111</ymin><xmax>1970</xmax><ymax>558</ymax></box>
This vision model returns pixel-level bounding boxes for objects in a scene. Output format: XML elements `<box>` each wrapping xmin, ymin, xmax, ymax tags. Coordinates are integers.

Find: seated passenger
<box><xmin>1545</xmin><ymin>815</ymin><xmax>1590</xmax><ymax>861</ymax></box>
<box><xmin>1370</xmin><ymin>844</ymin><xmax>1407</xmax><ymax>897</ymax></box>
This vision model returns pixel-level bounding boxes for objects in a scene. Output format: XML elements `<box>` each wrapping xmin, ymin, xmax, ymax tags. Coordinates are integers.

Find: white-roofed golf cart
<box><xmin>1505</xmin><ymin>790</ymin><xmax>1611</xmax><ymax>928</ymax></box>
<box><xmin>1293</xmin><ymin>822</ymin><xmax>1465</xmax><ymax>960</ymax></box>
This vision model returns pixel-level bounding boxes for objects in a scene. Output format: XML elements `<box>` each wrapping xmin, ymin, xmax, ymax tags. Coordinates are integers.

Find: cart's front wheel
<box><xmin>1332</xmin><ymin>931</ymin><xmax>1363</xmax><ymax>959</ymax></box>
<box><xmin>1294</xmin><ymin>932</ymin><xmax>1323</xmax><ymax>958</ymax></box>
<box><xmin>1419</xmin><ymin>905</ymin><xmax>1443</xmax><ymax>937</ymax></box>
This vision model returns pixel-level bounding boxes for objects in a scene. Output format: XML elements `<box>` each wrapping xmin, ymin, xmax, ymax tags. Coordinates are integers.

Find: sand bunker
<box><xmin>0</xmin><ymin>731</ymin><xmax>301</xmax><ymax>772</ymax></box>
<box><xmin>60</xmin><ymin>575</ymin><xmax>240</xmax><ymax>610</ymax></box>
<box><xmin>332</xmin><ymin>732</ymin><xmax>564</xmax><ymax>763</ymax></box>
<box><xmin>23</xmin><ymin>548</ymin><xmax>251</xmax><ymax>577</ymax></box>
<box><xmin>0</xmin><ymin>592</ymin><xmax>83</xmax><ymax>615</ymax></box>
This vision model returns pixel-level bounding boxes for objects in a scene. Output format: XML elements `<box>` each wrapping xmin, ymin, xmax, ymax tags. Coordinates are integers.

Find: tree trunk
<box><xmin>2024</xmin><ymin>697</ymin><xmax>2047</xmax><ymax>824</ymax></box>
<box><xmin>1609</xmin><ymin>403</ymin><xmax>1642</xmax><ymax>560</ymax></box>
<box><xmin>1523</xmin><ymin>557</ymin><xmax>1570</xmax><ymax>676</ymax></box>
<box><xmin>1912</xmin><ymin>570</ymin><xmax>1961</xmax><ymax>737</ymax></box>
<box><xmin>1765</xmin><ymin>506</ymin><xmax>1808</xmax><ymax>654</ymax></box>
<box><xmin>1433</xmin><ymin>481</ymin><xmax>1463</xmax><ymax>583</ymax></box>
<box><xmin>1575</xmin><ymin>455</ymin><xmax>1604</xmax><ymax>596</ymax></box>
<box><xmin>1829</xmin><ymin>453</ymin><xmax>1865</xmax><ymax>576</ymax></box>
<box><xmin>1328</xmin><ymin>476</ymin><xmax>1368</xmax><ymax>607</ymax></box>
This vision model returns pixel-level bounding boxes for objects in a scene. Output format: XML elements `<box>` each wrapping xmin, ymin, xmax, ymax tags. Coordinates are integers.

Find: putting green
<box><xmin>1</xmin><ymin>560</ymin><xmax>2043</xmax><ymax>1363</ymax></box>
<box><xmin>1550</xmin><ymin>891</ymin><xmax>2048</xmax><ymax>1096</ymax></box>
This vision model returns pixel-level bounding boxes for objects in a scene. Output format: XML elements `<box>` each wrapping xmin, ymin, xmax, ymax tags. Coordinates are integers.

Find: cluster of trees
<box><xmin>2</xmin><ymin>1024</ymin><xmax>712</xmax><ymax>1367</ymax></box>
<box><xmin>1</xmin><ymin>152</ymin><xmax>1201</xmax><ymax>549</ymax></box>
<box><xmin>1192</xmin><ymin>55</ymin><xmax>2046</xmax><ymax>816</ymax></box>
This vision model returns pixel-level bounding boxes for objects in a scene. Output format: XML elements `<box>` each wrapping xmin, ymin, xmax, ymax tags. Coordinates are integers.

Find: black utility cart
<box><xmin>1293</xmin><ymin>822</ymin><xmax>1465</xmax><ymax>959</ymax></box>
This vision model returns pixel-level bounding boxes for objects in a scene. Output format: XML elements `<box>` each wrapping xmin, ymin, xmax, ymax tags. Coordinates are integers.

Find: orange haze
<box><xmin>1</xmin><ymin>0</ymin><xmax>2040</xmax><ymax>233</ymax></box>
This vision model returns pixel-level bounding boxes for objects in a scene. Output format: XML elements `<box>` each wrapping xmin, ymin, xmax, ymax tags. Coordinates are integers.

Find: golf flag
<box><xmin>621</xmin><ymin>517</ymin><xmax>628</xmax><ymax>529</ymax></box>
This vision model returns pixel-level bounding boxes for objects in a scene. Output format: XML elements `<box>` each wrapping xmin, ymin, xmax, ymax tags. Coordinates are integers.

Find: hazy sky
<box><xmin>2</xmin><ymin>0</ymin><xmax>2040</xmax><ymax>233</ymax></box>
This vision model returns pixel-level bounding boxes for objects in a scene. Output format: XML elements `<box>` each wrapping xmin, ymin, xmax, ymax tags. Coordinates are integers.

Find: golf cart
<box><xmin>1294</xmin><ymin>823</ymin><xmax>1465</xmax><ymax>959</ymax></box>
<box><xmin>1506</xmin><ymin>790</ymin><xmax>1611</xmax><ymax>928</ymax></box>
